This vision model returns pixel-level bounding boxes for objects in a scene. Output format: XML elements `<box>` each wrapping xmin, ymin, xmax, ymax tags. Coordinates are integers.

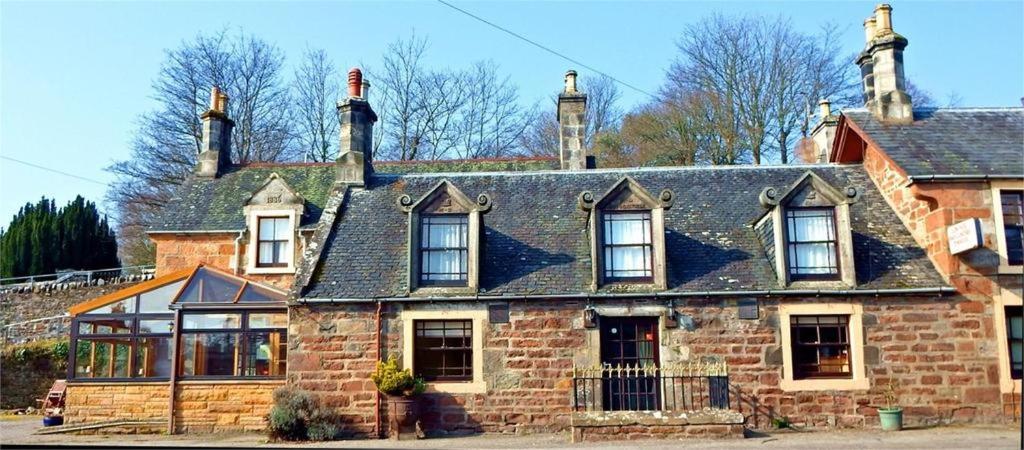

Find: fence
<box><xmin>0</xmin><ymin>265</ymin><xmax>154</xmax><ymax>287</ymax></box>
<box><xmin>572</xmin><ymin>361</ymin><xmax>730</xmax><ymax>412</ymax></box>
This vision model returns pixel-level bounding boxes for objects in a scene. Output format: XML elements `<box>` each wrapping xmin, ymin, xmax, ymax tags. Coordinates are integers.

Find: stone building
<box><xmin>62</xmin><ymin>4</ymin><xmax>1022</xmax><ymax>439</ymax></box>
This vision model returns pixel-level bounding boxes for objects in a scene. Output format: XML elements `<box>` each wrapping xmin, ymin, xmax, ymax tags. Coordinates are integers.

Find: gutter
<box><xmin>297</xmin><ymin>287</ymin><xmax>957</xmax><ymax>304</ymax></box>
<box><xmin>147</xmin><ymin>229</ymin><xmax>244</xmax><ymax>235</ymax></box>
<box><xmin>907</xmin><ymin>174</ymin><xmax>1023</xmax><ymax>184</ymax></box>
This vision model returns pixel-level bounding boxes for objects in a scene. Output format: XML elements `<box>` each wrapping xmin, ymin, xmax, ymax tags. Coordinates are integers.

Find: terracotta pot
<box><xmin>387</xmin><ymin>395</ymin><xmax>420</xmax><ymax>439</ymax></box>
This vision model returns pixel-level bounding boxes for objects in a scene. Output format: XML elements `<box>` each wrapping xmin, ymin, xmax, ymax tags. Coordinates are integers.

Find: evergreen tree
<box><xmin>0</xmin><ymin>196</ymin><xmax>120</xmax><ymax>278</ymax></box>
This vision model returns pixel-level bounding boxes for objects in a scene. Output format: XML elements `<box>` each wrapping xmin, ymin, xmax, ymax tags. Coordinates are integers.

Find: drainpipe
<box><xmin>232</xmin><ymin>231</ymin><xmax>245</xmax><ymax>275</ymax></box>
<box><xmin>374</xmin><ymin>301</ymin><xmax>382</xmax><ymax>439</ymax></box>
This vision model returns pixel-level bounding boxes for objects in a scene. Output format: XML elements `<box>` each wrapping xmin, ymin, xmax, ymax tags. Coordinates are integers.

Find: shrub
<box><xmin>267</xmin><ymin>387</ymin><xmax>340</xmax><ymax>441</ymax></box>
<box><xmin>370</xmin><ymin>356</ymin><xmax>425</xmax><ymax>397</ymax></box>
<box><xmin>1</xmin><ymin>339</ymin><xmax>68</xmax><ymax>409</ymax></box>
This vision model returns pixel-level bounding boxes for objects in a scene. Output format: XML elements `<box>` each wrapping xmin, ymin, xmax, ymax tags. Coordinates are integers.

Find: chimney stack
<box><xmin>811</xmin><ymin>99</ymin><xmax>839</xmax><ymax>163</ymax></box>
<box><xmin>861</xmin><ymin>4</ymin><xmax>913</xmax><ymax>124</ymax></box>
<box><xmin>557</xmin><ymin>70</ymin><xmax>588</xmax><ymax>170</ymax></box>
<box><xmin>336</xmin><ymin>68</ymin><xmax>377</xmax><ymax>186</ymax></box>
<box><xmin>196</xmin><ymin>86</ymin><xmax>234</xmax><ymax>178</ymax></box>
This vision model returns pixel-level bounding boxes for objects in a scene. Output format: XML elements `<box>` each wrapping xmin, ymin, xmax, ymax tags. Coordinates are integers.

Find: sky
<box><xmin>2</xmin><ymin>1</ymin><xmax>1022</xmax><ymax>225</ymax></box>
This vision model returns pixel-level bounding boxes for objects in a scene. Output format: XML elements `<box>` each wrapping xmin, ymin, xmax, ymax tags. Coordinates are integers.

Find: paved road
<box><xmin>1</xmin><ymin>417</ymin><xmax>1020</xmax><ymax>449</ymax></box>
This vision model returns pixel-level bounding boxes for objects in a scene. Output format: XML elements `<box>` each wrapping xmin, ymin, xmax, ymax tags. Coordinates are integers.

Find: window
<box><xmin>257</xmin><ymin>217</ymin><xmax>291</xmax><ymax>268</ymax></box>
<box><xmin>1001</xmin><ymin>191</ymin><xmax>1024</xmax><ymax>266</ymax></box>
<box><xmin>419</xmin><ymin>215</ymin><xmax>469</xmax><ymax>285</ymax></box>
<box><xmin>178</xmin><ymin>311</ymin><xmax>287</xmax><ymax>378</ymax></box>
<box><xmin>602</xmin><ymin>211</ymin><xmax>653</xmax><ymax>281</ymax></box>
<box><xmin>70</xmin><ymin>280</ymin><xmax>182</xmax><ymax>380</ymax></box>
<box><xmin>1007</xmin><ymin>306</ymin><xmax>1023</xmax><ymax>380</ymax></box>
<box><xmin>790</xmin><ymin>315</ymin><xmax>851</xmax><ymax>379</ymax></box>
<box><xmin>785</xmin><ymin>208</ymin><xmax>839</xmax><ymax>279</ymax></box>
<box><xmin>413</xmin><ymin>320</ymin><xmax>472</xmax><ymax>381</ymax></box>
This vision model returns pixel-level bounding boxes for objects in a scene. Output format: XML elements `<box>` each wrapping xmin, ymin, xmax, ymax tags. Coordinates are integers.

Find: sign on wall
<box><xmin>947</xmin><ymin>218</ymin><xmax>983</xmax><ymax>255</ymax></box>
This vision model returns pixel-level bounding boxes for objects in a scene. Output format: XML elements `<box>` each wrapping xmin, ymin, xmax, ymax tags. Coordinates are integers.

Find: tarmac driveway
<box><xmin>0</xmin><ymin>416</ymin><xmax>1020</xmax><ymax>449</ymax></box>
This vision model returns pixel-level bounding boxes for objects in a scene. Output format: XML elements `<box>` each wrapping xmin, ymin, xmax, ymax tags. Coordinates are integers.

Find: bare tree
<box><xmin>665</xmin><ymin>14</ymin><xmax>858</xmax><ymax>165</ymax></box>
<box><xmin>455</xmin><ymin>61</ymin><xmax>528</xmax><ymax>159</ymax></box>
<box><xmin>293</xmin><ymin>48</ymin><xmax>340</xmax><ymax>162</ymax></box>
<box><xmin>108</xmin><ymin>30</ymin><xmax>296</xmax><ymax>265</ymax></box>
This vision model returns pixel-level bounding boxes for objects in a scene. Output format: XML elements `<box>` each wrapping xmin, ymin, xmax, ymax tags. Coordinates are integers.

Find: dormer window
<box><xmin>257</xmin><ymin>216</ymin><xmax>291</xmax><ymax>268</ymax></box>
<box><xmin>785</xmin><ymin>208</ymin><xmax>839</xmax><ymax>280</ymax></box>
<box><xmin>602</xmin><ymin>211</ymin><xmax>654</xmax><ymax>282</ymax></box>
<box><xmin>760</xmin><ymin>171</ymin><xmax>859</xmax><ymax>287</ymax></box>
<box><xmin>580</xmin><ymin>177</ymin><xmax>673</xmax><ymax>290</ymax></box>
<box><xmin>243</xmin><ymin>173</ymin><xmax>305</xmax><ymax>275</ymax></box>
<box><xmin>399</xmin><ymin>180</ymin><xmax>491</xmax><ymax>293</ymax></box>
<box><xmin>420</xmin><ymin>214</ymin><xmax>470</xmax><ymax>286</ymax></box>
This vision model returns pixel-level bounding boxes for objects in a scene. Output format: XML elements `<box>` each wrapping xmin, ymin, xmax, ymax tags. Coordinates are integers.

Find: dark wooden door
<box><xmin>600</xmin><ymin>316</ymin><xmax>660</xmax><ymax>411</ymax></box>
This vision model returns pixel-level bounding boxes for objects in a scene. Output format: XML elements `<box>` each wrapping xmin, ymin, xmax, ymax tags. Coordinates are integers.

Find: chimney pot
<box><xmin>216</xmin><ymin>92</ymin><xmax>229</xmax><ymax>113</ymax></box>
<box><xmin>863</xmin><ymin>16</ymin><xmax>877</xmax><ymax>43</ymax></box>
<box><xmin>564</xmin><ymin>70</ymin><xmax>578</xmax><ymax>94</ymax></box>
<box><xmin>875</xmin><ymin>4</ymin><xmax>893</xmax><ymax>34</ymax></box>
<box><xmin>348</xmin><ymin>68</ymin><xmax>363</xmax><ymax>98</ymax></box>
<box><xmin>209</xmin><ymin>86</ymin><xmax>222</xmax><ymax>112</ymax></box>
<box><xmin>361</xmin><ymin>80</ymin><xmax>371</xmax><ymax>101</ymax></box>
<box><xmin>819</xmin><ymin>99</ymin><xmax>832</xmax><ymax>118</ymax></box>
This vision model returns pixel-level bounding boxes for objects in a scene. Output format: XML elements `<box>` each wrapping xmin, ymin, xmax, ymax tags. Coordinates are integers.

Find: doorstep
<box><xmin>570</xmin><ymin>409</ymin><xmax>746</xmax><ymax>442</ymax></box>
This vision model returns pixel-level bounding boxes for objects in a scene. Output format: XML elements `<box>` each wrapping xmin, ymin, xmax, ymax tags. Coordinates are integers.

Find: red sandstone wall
<box><xmin>150</xmin><ymin>234</ymin><xmax>294</xmax><ymax>290</ymax></box>
<box><xmin>288</xmin><ymin>297</ymin><xmax>1007</xmax><ymax>437</ymax></box>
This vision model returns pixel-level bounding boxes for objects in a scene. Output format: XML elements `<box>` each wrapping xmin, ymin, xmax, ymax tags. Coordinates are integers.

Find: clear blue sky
<box><xmin>2</xmin><ymin>1</ymin><xmax>1022</xmax><ymax>224</ymax></box>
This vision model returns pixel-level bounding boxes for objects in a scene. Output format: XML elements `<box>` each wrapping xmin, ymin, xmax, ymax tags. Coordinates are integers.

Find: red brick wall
<box><xmin>288</xmin><ymin>296</ymin><xmax>1007</xmax><ymax>436</ymax></box>
<box><xmin>150</xmin><ymin>233</ymin><xmax>294</xmax><ymax>290</ymax></box>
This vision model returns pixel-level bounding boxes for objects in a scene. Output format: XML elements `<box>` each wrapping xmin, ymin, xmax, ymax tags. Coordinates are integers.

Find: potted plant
<box><xmin>370</xmin><ymin>356</ymin><xmax>426</xmax><ymax>439</ymax></box>
<box><xmin>878</xmin><ymin>379</ymin><xmax>903</xmax><ymax>431</ymax></box>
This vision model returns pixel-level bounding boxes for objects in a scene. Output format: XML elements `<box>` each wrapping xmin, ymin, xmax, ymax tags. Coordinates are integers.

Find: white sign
<box><xmin>947</xmin><ymin>218</ymin><xmax>982</xmax><ymax>255</ymax></box>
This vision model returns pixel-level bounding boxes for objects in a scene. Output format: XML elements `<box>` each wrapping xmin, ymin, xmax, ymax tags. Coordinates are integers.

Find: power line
<box><xmin>0</xmin><ymin>155</ymin><xmax>119</xmax><ymax>220</ymax></box>
<box><xmin>1</xmin><ymin>155</ymin><xmax>109</xmax><ymax>186</ymax></box>
<box><xmin>435</xmin><ymin>0</ymin><xmax>658</xmax><ymax>99</ymax></box>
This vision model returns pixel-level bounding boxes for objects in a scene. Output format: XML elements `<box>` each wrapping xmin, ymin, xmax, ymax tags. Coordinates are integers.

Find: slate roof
<box><xmin>149</xmin><ymin>157</ymin><xmax>558</xmax><ymax>233</ymax></box>
<box><xmin>150</xmin><ymin>165</ymin><xmax>337</xmax><ymax>232</ymax></box>
<box><xmin>302</xmin><ymin>164</ymin><xmax>946</xmax><ymax>299</ymax></box>
<box><xmin>844</xmin><ymin>107</ymin><xmax>1024</xmax><ymax>178</ymax></box>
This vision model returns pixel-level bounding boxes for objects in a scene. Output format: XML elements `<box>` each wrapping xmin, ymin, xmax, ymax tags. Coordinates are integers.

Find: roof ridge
<box><xmin>373</xmin><ymin>163</ymin><xmax>860</xmax><ymax>179</ymax></box>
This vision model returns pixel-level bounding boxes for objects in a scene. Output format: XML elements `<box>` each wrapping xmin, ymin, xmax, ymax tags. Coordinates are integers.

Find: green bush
<box><xmin>1</xmin><ymin>339</ymin><xmax>68</xmax><ymax>409</ymax></box>
<box><xmin>370</xmin><ymin>356</ymin><xmax>425</xmax><ymax>397</ymax></box>
<box><xmin>267</xmin><ymin>387</ymin><xmax>340</xmax><ymax>441</ymax></box>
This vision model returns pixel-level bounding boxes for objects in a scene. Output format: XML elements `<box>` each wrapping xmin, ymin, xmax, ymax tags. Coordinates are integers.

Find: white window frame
<box><xmin>246</xmin><ymin>209</ymin><xmax>298</xmax><ymax>275</ymax></box>
<box><xmin>401</xmin><ymin>307</ymin><xmax>487</xmax><ymax>394</ymax></box>
<box><xmin>778</xmin><ymin>302</ymin><xmax>869</xmax><ymax>392</ymax></box>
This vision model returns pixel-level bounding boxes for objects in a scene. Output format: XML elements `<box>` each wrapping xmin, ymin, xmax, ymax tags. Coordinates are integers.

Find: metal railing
<box><xmin>572</xmin><ymin>361</ymin><xmax>730</xmax><ymax>412</ymax></box>
<box><xmin>0</xmin><ymin>265</ymin><xmax>154</xmax><ymax>286</ymax></box>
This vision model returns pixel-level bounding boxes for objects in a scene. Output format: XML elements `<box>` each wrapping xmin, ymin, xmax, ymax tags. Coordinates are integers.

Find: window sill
<box><xmin>176</xmin><ymin>379</ymin><xmax>286</xmax><ymax>385</ymax></box>
<box><xmin>411</xmin><ymin>286</ymin><xmax>477</xmax><ymax>296</ymax></box>
<box><xmin>424</xmin><ymin>380</ymin><xmax>486</xmax><ymax>394</ymax></box>
<box><xmin>1000</xmin><ymin>378</ymin><xmax>1022</xmax><ymax>394</ymax></box>
<box><xmin>67</xmin><ymin>379</ymin><xmax>169</xmax><ymax>385</ymax></box>
<box><xmin>780</xmin><ymin>377</ymin><xmax>869</xmax><ymax>392</ymax></box>
<box><xmin>997</xmin><ymin>265</ymin><xmax>1024</xmax><ymax>275</ymax></box>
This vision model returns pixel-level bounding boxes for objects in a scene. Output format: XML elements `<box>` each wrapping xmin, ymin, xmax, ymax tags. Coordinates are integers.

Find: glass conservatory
<box><xmin>67</xmin><ymin>265</ymin><xmax>288</xmax><ymax>381</ymax></box>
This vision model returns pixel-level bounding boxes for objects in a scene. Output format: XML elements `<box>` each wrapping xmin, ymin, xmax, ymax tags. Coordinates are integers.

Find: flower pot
<box><xmin>42</xmin><ymin>415</ymin><xmax>63</xmax><ymax>427</ymax></box>
<box><xmin>387</xmin><ymin>396</ymin><xmax>421</xmax><ymax>440</ymax></box>
<box><xmin>879</xmin><ymin>407</ymin><xmax>903</xmax><ymax>431</ymax></box>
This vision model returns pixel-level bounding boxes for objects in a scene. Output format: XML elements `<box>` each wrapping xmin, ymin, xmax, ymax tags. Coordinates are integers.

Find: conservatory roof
<box><xmin>68</xmin><ymin>265</ymin><xmax>287</xmax><ymax>316</ymax></box>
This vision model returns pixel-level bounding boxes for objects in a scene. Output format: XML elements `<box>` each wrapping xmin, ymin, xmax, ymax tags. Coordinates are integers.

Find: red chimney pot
<box><xmin>348</xmin><ymin>68</ymin><xmax>363</xmax><ymax>98</ymax></box>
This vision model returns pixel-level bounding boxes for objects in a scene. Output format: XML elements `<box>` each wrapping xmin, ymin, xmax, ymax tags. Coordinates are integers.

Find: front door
<box><xmin>600</xmin><ymin>316</ymin><xmax>660</xmax><ymax>411</ymax></box>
